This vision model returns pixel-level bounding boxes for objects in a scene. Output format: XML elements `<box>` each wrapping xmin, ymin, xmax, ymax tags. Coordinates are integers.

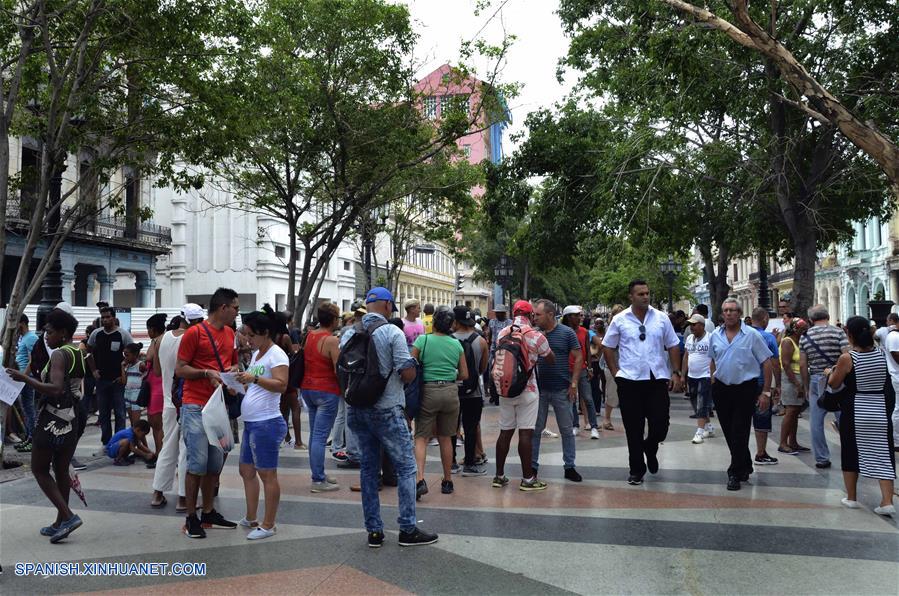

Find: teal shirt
<box><xmin>413</xmin><ymin>333</ymin><xmax>463</xmax><ymax>382</ymax></box>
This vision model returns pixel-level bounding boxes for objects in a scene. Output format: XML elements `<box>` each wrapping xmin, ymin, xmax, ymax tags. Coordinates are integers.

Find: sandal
<box><xmin>150</xmin><ymin>496</ymin><xmax>167</xmax><ymax>509</ymax></box>
<box><xmin>602</xmin><ymin>422</ymin><xmax>615</xmax><ymax>431</ymax></box>
<box><xmin>14</xmin><ymin>440</ymin><xmax>32</xmax><ymax>453</ymax></box>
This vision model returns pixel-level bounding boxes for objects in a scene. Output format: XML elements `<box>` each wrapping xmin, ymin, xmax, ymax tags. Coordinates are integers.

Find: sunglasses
<box><xmin>639</xmin><ymin>324</ymin><xmax>646</xmax><ymax>341</ymax></box>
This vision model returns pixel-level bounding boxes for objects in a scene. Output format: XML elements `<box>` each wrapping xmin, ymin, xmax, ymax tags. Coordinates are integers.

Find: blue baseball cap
<box><xmin>365</xmin><ymin>287</ymin><xmax>398</xmax><ymax>312</ymax></box>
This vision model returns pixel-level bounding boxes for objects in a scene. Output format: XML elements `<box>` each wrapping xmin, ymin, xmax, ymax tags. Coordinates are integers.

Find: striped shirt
<box><xmin>800</xmin><ymin>325</ymin><xmax>848</xmax><ymax>374</ymax></box>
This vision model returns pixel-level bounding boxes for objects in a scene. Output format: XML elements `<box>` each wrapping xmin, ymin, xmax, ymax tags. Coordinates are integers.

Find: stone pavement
<box><xmin>1</xmin><ymin>396</ymin><xmax>897</xmax><ymax>595</ymax></box>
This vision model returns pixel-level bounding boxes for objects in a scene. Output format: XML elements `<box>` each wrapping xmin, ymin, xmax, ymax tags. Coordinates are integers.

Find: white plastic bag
<box><xmin>202</xmin><ymin>386</ymin><xmax>234</xmax><ymax>453</ymax></box>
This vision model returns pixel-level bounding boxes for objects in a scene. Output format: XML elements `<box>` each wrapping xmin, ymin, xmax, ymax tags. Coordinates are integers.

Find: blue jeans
<box><xmin>18</xmin><ymin>384</ymin><xmax>36</xmax><ymax>439</ymax></box>
<box><xmin>329</xmin><ymin>398</ymin><xmax>359</xmax><ymax>462</ymax></box>
<box><xmin>571</xmin><ymin>369</ymin><xmax>598</xmax><ymax>428</ymax></box>
<box><xmin>346</xmin><ymin>405</ymin><xmax>417</xmax><ymax>533</ymax></box>
<box><xmin>302</xmin><ymin>390</ymin><xmax>340</xmax><ymax>482</ymax></box>
<box><xmin>808</xmin><ymin>373</ymin><xmax>840</xmax><ymax>463</ymax></box>
<box><xmin>533</xmin><ymin>389</ymin><xmax>576</xmax><ymax>470</ymax></box>
<box><xmin>689</xmin><ymin>377</ymin><xmax>713</xmax><ymax>418</ymax></box>
<box><xmin>95</xmin><ymin>378</ymin><xmax>125</xmax><ymax>445</ymax></box>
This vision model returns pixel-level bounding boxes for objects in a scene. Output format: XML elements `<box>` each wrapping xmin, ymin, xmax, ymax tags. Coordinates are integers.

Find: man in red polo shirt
<box><xmin>176</xmin><ymin>287</ymin><xmax>240</xmax><ymax>538</ymax></box>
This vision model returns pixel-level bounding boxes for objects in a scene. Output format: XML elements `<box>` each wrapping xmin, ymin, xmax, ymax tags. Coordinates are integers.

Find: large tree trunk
<box><xmin>286</xmin><ymin>215</ymin><xmax>298</xmax><ymax>315</ymax></box>
<box><xmin>700</xmin><ymin>244</ymin><xmax>730</xmax><ymax>322</ymax></box>
<box><xmin>791</xmin><ymin>229</ymin><xmax>818</xmax><ymax>319</ymax></box>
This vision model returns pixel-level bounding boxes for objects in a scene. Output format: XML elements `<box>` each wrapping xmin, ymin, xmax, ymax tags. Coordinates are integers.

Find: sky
<box><xmin>403</xmin><ymin>0</ymin><xmax>577</xmax><ymax>152</ymax></box>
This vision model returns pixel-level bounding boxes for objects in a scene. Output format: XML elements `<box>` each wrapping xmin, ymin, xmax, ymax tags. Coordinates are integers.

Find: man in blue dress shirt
<box><xmin>709</xmin><ymin>298</ymin><xmax>774</xmax><ymax>491</ymax></box>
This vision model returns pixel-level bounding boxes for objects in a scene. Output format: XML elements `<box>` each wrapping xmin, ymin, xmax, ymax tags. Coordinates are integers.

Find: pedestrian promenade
<box><xmin>2</xmin><ymin>397</ymin><xmax>897</xmax><ymax>595</ymax></box>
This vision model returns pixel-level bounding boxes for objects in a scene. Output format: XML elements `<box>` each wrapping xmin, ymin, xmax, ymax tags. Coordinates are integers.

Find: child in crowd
<box><xmin>106</xmin><ymin>419</ymin><xmax>155</xmax><ymax>466</ymax></box>
<box><xmin>121</xmin><ymin>342</ymin><xmax>145</xmax><ymax>428</ymax></box>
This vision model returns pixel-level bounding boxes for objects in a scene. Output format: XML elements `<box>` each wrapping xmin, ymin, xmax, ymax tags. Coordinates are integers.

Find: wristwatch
<box><xmin>253</xmin><ymin>374</ymin><xmax>259</xmax><ymax>384</ymax></box>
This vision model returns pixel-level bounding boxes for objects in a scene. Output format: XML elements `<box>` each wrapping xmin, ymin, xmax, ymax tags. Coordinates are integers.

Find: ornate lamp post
<box><xmin>659</xmin><ymin>255</ymin><xmax>683</xmax><ymax>313</ymax></box>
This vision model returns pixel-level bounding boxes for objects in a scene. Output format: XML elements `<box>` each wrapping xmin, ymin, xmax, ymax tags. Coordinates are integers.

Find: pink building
<box><xmin>414</xmin><ymin>64</ymin><xmax>510</xmax><ymax>167</ymax></box>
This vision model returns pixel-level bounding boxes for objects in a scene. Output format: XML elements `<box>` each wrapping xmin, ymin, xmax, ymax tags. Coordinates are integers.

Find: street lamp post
<box><xmin>659</xmin><ymin>255</ymin><xmax>683</xmax><ymax>313</ymax></box>
<box><xmin>493</xmin><ymin>255</ymin><xmax>514</xmax><ymax>307</ymax></box>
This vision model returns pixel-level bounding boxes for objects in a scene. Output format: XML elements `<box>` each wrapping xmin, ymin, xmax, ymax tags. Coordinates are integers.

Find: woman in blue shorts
<box><xmin>235</xmin><ymin>305</ymin><xmax>289</xmax><ymax>540</ymax></box>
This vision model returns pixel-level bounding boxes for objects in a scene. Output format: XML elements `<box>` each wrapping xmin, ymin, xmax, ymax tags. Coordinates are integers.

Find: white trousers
<box><xmin>151</xmin><ymin>406</ymin><xmax>187</xmax><ymax>496</ymax></box>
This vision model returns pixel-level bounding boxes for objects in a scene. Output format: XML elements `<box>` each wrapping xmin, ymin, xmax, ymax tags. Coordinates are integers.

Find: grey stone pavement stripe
<box><xmin>4</xmin><ymin>485</ymin><xmax>897</xmax><ymax>564</ymax></box>
<box><xmin>0</xmin><ymin>531</ymin><xmax>574</xmax><ymax>595</ymax></box>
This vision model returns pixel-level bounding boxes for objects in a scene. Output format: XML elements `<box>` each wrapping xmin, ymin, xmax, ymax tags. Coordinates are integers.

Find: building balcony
<box><xmin>748</xmin><ymin>270</ymin><xmax>792</xmax><ymax>284</ymax></box>
<box><xmin>7</xmin><ymin>198</ymin><xmax>171</xmax><ymax>254</ymax></box>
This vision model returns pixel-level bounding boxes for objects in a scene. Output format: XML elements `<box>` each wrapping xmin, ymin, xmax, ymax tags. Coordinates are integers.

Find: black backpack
<box><xmin>337</xmin><ymin>320</ymin><xmax>388</xmax><ymax>408</ymax></box>
<box><xmin>458</xmin><ymin>332</ymin><xmax>480</xmax><ymax>398</ymax></box>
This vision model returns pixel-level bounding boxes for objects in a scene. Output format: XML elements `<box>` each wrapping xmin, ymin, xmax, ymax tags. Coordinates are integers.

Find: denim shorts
<box><xmin>181</xmin><ymin>403</ymin><xmax>225</xmax><ymax>476</ymax></box>
<box><xmin>752</xmin><ymin>382</ymin><xmax>773</xmax><ymax>432</ymax></box>
<box><xmin>240</xmin><ymin>416</ymin><xmax>287</xmax><ymax>470</ymax></box>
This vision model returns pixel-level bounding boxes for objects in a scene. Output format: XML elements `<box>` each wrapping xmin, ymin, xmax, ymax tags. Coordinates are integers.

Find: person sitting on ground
<box><xmin>107</xmin><ymin>419</ymin><xmax>155</xmax><ymax>465</ymax></box>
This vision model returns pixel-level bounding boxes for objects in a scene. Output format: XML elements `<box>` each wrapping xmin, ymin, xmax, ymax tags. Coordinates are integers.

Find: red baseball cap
<box><xmin>512</xmin><ymin>300</ymin><xmax>533</xmax><ymax>315</ymax></box>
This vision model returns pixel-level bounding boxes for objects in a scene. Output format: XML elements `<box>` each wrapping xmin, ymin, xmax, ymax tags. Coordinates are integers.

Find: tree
<box><xmin>558</xmin><ymin>0</ymin><xmax>898</xmax><ymax>316</ymax></box>
<box><xmin>1</xmin><ymin>0</ymin><xmax>248</xmax><ymax>366</ymax></box>
<box><xmin>178</xmin><ymin>0</ymin><xmax>513</xmax><ymax>318</ymax></box>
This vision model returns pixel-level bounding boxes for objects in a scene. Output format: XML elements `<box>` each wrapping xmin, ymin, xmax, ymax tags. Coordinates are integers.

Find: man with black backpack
<box><xmin>452</xmin><ymin>306</ymin><xmax>489</xmax><ymax>476</ymax></box>
<box><xmin>338</xmin><ymin>287</ymin><xmax>438</xmax><ymax>548</ymax></box>
<box><xmin>491</xmin><ymin>300</ymin><xmax>554</xmax><ymax>491</ymax></box>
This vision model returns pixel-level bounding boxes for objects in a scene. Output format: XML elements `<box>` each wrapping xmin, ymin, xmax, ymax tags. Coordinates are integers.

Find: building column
<box><xmin>98</xmin><ymin>273</ymin><xmax>115</xmax><ymax>304</ymax></box>
<box><xmin>136</xmin><ymin>275</ymin><xmax>156</xmax><ymax>308</ymax></box>
<box><xmin>61</xmin><ymin>272</ymin><xmax>75</xmax><ymax>304</ymax></box>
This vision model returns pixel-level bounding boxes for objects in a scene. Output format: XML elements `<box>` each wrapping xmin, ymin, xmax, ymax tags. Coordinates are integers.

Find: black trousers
<box><xmin>616</xmin><ymin>378</ymin><xmax>670</xmax><ymax>477</ymax></box>
<box><xmin>711</xmin><ymin>380</ymin><xmax>757</xmax><ymax>478</ymax></box>
<box><xmin>452</xmin><ymin>398</ymin><xmax>484</xmax><ymax>466</ymax></box>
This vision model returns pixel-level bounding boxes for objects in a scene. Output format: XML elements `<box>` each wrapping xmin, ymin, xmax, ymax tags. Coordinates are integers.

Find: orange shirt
<box><xmin>177</xmin><ymin>322</ymin><xmax>238</xmax><ymax>406</ymax></box>
<box><xmin>569</xmin><ymin>326</ymin><xmax>588</xmax><ymax>371</ymax></box>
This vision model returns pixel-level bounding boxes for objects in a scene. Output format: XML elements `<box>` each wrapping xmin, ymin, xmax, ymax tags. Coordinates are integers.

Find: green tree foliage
<box><xmin>557</xmin><ymin>0</ymin><xmax>899</xmax><ymax>316</ymax></box>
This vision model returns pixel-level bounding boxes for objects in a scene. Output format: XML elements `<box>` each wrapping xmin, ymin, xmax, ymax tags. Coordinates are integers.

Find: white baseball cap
<box><xmin>181</xmin><ymin>303</ymin><xmax>206</xmax><ymax>321</ymax></box>
<box><xmin>562</xmin><ymin>305</ymin><xmax>584</xmax><ymax>316</ymax></box>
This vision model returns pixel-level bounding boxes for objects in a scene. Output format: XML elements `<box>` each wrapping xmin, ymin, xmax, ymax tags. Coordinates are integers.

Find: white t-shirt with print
<box><xmin>240</xmin><ymin>344</ymin><xmax>290</xmax><ymax>422</ymax></box>
<box><xmin>884</xmin><ymin>331</ymin><xmax>899</xmax><ymax>381</ymax></box>
<box><xmin>684</xmin><ymin>333</ymin><xmax>711</xmax><ymax>379</ymax></box>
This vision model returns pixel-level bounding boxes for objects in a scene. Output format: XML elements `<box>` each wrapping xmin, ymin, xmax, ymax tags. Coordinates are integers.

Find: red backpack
<box><xmin>490</xmin><ymin>324</ymin><xmax>534</xmax><ymax>398</ymax></box>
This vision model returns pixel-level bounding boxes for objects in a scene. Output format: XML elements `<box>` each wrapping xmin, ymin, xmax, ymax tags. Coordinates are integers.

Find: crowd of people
<box><xmin>3</xmin><ymin>279</ymin><xmax>897</xmax><ymax>549</ymax></box>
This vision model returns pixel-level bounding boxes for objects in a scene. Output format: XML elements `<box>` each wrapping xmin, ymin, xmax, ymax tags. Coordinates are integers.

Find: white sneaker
<box><xmin>703</xmin><ymin>424</ymin><xmax>715</xmax><ymax>438</ymax></box>
<box><xmin>590</xmin><ymin>428</ymin><xmax>600</xmax><ymax>440</ymax></box>
<box><xmin>541</xmin><ymin>429</ymin><xmax>558</xmax><ymax>438</ymax></box>
<box><xmin>247</xmin><ymin>526</ymin><xmax>277</xmax><ymax>540</ymax></box>
<box><xmin>692</xmin><ymin>430</ymin><xmax>704</xmax><ymax>444</ymax></box>
<box><xmin>428</xmin><ymin>437</ymin><xmax>439</xmax><ymax>446</ymax></box>
<box><xmin>874</xmin><ymin>504</ymin><xmax>896</xmax><ymax>516</ymax></box>
<box><xmin>841</xmin><ymin>498</ymin><xmax>860</xmax><ymax>509</ymax></box>
<box><xmin>456</xmin><ymin>437</ymin><xmax>464</xmax><ymax>447</ymax></box>
<box><xmin>572</xmin><ymin>428</ymin><xmax>579</xmax><ymax>437</ymax></box>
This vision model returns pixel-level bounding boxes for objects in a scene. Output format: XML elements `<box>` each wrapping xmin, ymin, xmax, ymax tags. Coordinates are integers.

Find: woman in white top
<box><xmin>235</xmin><ymin>305</ymin><xmax>289</xmax><ymax>540</ymax></box>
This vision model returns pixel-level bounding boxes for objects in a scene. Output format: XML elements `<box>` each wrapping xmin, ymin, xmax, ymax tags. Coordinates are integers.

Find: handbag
<box><xmin>818</xmin><ymin>364</ymin><xmax>855</xmax><ymax>412</ymax></box>
<box><xmin>404</xmin><ymin>336</ymin><xmax>426</xmax><ymax>419</ymax></box>
<box><xmin>201</xmin><ymin>322</ymin><xmax>242</xmax><ymax>419</ymax></box>
<box><xmin>137</xmin><ymin>379</ymin><xmax>151</xmax><ymax>408</ymax></box>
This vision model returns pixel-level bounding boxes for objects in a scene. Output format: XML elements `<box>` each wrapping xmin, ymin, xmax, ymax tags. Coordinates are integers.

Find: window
<box><xmin>343</xmin><ymin>260</ymin><xmax>351</xmax><ymax>271</ymax></box>
<box><xmin>444</xmin><ymin>94</ymin><xmax>470</xmax><ymax>116</ymax></box>
<box><xmin>462</xmin><ymin>144</ymin><xmax>472</xmax><ymax>158</ymax></box>
<box><xmin>124</xmin><ymin>172</ymin><xmax>140</xmax><ymax>239</ymax></box>
<box><xmin>275</xmin><ymin>245</ymin><xmax>286</xmax><ymax>259</ymax></box>
<box><xmin>733</xmin><ymin>263</ymin><xmax>738</xmax><ymax>282</ymax></box>
<box><xmin>424</xmin><ymin>96</ymin><xmax>438</xmax><ymax>119</ymax></box>
<box><xmin>343</xmin><ymin>300</ymin><xmax>350</xmax><ymax>312</ymax></box>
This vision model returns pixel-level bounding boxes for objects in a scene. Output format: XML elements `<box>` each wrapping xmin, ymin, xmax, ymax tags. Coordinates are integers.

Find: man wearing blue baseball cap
<box><xmin>340</xmin><ymin>287</ymin><xmax>437</xmax><ymax>548</ymax></box>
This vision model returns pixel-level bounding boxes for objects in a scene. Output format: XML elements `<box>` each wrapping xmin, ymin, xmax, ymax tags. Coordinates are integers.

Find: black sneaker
<box><xmin>815</xmin><ymin>460</ymin><xmax>832</xmax><ymax>469</ymax></box>
<box><xmin>183</xmin><ymin>514</ymin><xmax>206</xmax><ymax>539</ymax></box>
<box><xmin>71</xmin><ymin>458</ymin><xmax>87</xmax><ymax>471</ymax></box>
<box><xmin>200</xmin><ymin>509</ymin><xmax>237</xmax><ymax>529</ymax></box>
<box><xmin>367</xmin><ymin>531</ymin><xmax>385</xmax><ymax>548</ymax></box>
<box><xmin>564</xmin><ymin>467</ymin><xmax>582</xmax><ymax>482</ymax></box>
<box><xmin>627</xmin><ymin>475</ymin><xmax>643</xmax><ymax>486</ymax></box>
<box><xmin>646</xmin><ymin>453</ymin><xmax>659</xmax><ymax>475</ymax></box>
<box><xmin>398</xmin><ymin>527</ymin><xmax>438</xmax><ymax>547</ymax></box>
<box><xmin>337</xmin><ymin>459</ymin><xmax>361</xmax><ymax>469</ymax></box>
<box><xmin>727</xmin><ymin>476</ymin><xmax>741</xmax><ymax>491</ymax></box>
<box><xmin>441</xmin><ymin>480</ymin><xmax>454</xmax><ymax>494</ymax></box>
<box><xmin>754</xmin><ymin>453</ymin><xmax>778</xmax><ymax>465</ymax></box>
<box><xmin>416</xmin><ymin>479</ymin><xmax>428</xmax><ymax>501</ymax></box>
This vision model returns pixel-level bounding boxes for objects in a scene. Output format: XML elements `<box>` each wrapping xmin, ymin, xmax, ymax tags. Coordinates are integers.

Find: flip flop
<box><xmin>150</xmin><ymin>496</ymin><xmax>167</xmax><ymax>509</ymax></box>
<box><xmin>175</xmin><ymin>504</ymin><xmax>187</xmax><ymax>513</ymax></box>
